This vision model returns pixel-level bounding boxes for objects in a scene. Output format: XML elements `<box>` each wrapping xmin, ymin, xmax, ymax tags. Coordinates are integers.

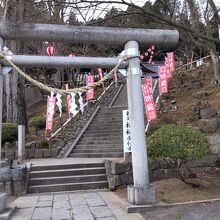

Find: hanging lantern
<box><xmin>47</xmin><ymin>46</ymin><xmax>55</xmax><ymax>56</ymax></box>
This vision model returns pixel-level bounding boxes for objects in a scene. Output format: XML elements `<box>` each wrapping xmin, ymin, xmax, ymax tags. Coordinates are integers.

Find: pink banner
<box><xmin>86</xmin><ymin>75</ymin><xmax>94</xmax><ymax>100</ymax></box>
<box><xmin>167</xmin><ymin>52</ymin><xmax>175</xmax><ymax>72</ymax></box>
<box><xmin>46</xmin><ymin>96</ymin><xmax>56</xmax><ymax>131</ymax></box>
<box><xmin>97</xmin><ymin>68</ymin><xmax>104</xmax><ymax>80</ymax></box>
<box><xmin>159</xmin><ymin>66</ymin><xmax>168</xmax><ymax>94</ymax></box>
<box><xmin>65</xmin><ymin>84</ymin><xmax>72</xmax><ymax>115</ymax></box>
<box><xmin>142</xmin><ymin>77</ymin><xmax>157</xmax><ymax>122</ymax></box>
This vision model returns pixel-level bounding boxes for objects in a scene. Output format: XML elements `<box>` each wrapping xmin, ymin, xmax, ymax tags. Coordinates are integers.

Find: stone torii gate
<box><xmin>0</xmin><ymin>22</ymin><xmax>179</xmax><ymax>205</ymax></box>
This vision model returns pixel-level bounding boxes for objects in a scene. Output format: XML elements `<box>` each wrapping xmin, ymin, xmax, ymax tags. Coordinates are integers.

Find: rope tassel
<box><xmin>78</xmin><ymin>92</ymin><xmax>84</xmax><ymax>114</ymax></box>
<box><xmin>56</xmin><ymin>93</ymin><xmax>62</xmax><ymax>117</ymax></box>
<box><xmin>70</xmin><ymin>93</ymin><xmax>78</xmax><ymax>116</ymax></box>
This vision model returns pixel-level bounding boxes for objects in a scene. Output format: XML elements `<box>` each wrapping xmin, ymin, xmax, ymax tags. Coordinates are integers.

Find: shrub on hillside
<box><xmin>148</xmin><ymin>124</ymin><xmax>209</xmax><ymax>187</ymax></box>
<box><xmin>2</xmin><ymin>123</ymin><xmax>18</xmax><ymax>144</ymax></box>
<box><xmin>31</xmin><ymin>116</ymin><xmax>46</xmax><ymax>131</ymax></box>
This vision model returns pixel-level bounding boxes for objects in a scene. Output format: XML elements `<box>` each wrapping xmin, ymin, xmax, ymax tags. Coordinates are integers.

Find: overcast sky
<box><xmin>76</xmin><ymin>0</ymin><xmax>220</xmax><ymax>22</ymax></box>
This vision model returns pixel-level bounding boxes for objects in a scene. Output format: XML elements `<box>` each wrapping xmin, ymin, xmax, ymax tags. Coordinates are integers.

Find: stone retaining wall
<box><xmin>2</xmin><ymin>148</ymin><xmax>60</xmax><ymax>160</ymax></box>
<box><xmin>105</xmin><ymin>154</ymin><xmax>219</xmax><ymax>190</ymax></box>
<box><xmin>2</xmin><ymin>140</ymin><xmax>65</xmax><ymax>160</ymax></box>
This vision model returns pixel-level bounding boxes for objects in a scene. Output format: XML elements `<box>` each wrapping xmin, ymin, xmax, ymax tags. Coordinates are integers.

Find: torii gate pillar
<box><xmin>125</xmin><ymin>41</ymin><xmax>157</xmax><ymax>205</ymax></box>
<box><xmin>0</xmin><ymin>37</ymin><xmax>4</xmax><ymax>161</ymax></box>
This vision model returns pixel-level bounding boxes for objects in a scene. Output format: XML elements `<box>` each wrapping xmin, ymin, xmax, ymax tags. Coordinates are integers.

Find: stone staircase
<box><xmin>111</xmin><ymin>83</ymin><xmax>128</xmax><ymax>107</ymax></box>
<box><xmin>68</xmin><ymin>106</ymin><xmax>124</xmax><ymax>158</ymax></box>
<box><xmin>28</xmin><ymin>162</ymin><xmax>108</xmax><ymax>193</ymax></box>
<box><xmin>67</xmin><ymin>83</ymin><xmax>128</xmax><ymax>158</ymax></box>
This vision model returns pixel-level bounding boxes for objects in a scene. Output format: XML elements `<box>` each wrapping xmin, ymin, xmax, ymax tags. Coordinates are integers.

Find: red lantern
<box><xmin>47</xmin><ymin>46</ymin><xmax>55</xmax><ymax>56</ymax></box>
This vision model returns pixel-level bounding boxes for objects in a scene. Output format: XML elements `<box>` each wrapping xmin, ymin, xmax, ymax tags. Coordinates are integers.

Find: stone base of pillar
<box><xmin>0</xmin><ymin>193</ymin><xmax>7</xmax><ymax>213</ymax></box>
<box><xmin>127</xmin><ymin>185</ymin><xmax>157</xmax><ymax>205</ymax></box>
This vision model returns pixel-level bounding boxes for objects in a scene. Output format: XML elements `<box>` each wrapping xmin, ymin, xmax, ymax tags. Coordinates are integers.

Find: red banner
<box><xmin>167</xmin><ymin>52</ymin><xmax>175</xmax><ymax>72</ymax></box>
<box><xmin>142</xmin><ymin>77</ymin><xmax>157</xmax><ymax>122</ymax></box>
<box><xmin>97</xmin><ymin>68</ymin><xmax>104</xmax><ymax>80</ymax></box>
<box><xmin>86</xmin><ymin>75</ymin><xmax>94</xmax><ymax>100</ymax></box>
<box><xmin>46</xmin><ymin>96</ymin><xmax>56</xmax><ymax>131</ymax></box>
<box><xmin>65</xmin><ymin>84</ymin><xmax>72</xmax><ymax>115</ymax></box>
<box><xmin>159</xmin><ymin>66</ymin><xmax>168</xmax><ymax>94</ymax></box>
<box><xmin>165</xmin><ymin>57</ymin><xmax>172</xmax><ymax>79</ymax></box>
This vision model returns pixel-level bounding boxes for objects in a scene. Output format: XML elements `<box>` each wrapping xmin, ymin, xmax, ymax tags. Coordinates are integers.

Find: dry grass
<box><xmin>115</xmin><ymin>170</ymin><xmax>220</xmax><ymax>204</ymax></box>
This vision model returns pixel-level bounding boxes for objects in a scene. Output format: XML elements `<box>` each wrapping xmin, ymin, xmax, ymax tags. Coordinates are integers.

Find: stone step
<box><xmin>75</xmin><ymin>144</ymin><xmax>123</xmax><ymax>149</ymax></box>
<box><xmin>29</xmin><ymin>167</ymin><xmax>106</xmax><ymax>178</ymax></box>
<box><xmin>84</xmin><ymin>130</ymin><xmax>123</xmax><ymax>135</ymax></box>
<box><xmin>91</xmin><ymin>120</ymin><xmax>123</xmax><ymax>124</ymax></box>
<box><xmin>80</xmin><ymin>135</ymin><xmax>123</xmax><ymax>141</ymax></box>
<box><xmin>94</xmin><ymin>113</ymin><xmax>123</xmax><ymax>117</ymax></box>
<box><xmin>69</xmin><ymin>152</ymin><xmax>123</xmax><ymax>158</ymax></box>
<box><xmin>88</xmin><ymin>122</ymin><xmax>122</xmax><ymax>127</ymax></box>
<box><xmin>113</xmin><ymin>102</ymin><xmax>127</xmax><ymax>106</ymax></box>
<box><xmin>90</xmin><ymin>119</ymin><xmax>123</xmax><ymax>124</ymax></box>
<box><xmin>81</xmin><ymin>133</ymin><xmax>123</xmax><ymax>137</ymax></box>
<box><xmin>29</xmin><ymin>174</ymin><xmax>107</xmax><ymax>186</ymax></box>
<box><xmin>86</xmin><ymin>126</ymin><xmax>122</xmax><ymax>131</ymax></box>
<box><xmin>77</xmin><ymin>139</ymin><xmax>122</xmax><ymax>145</ymax></box>
<box><xmin>98</xmin><ymin>109</ymin><xmax>124</xmax><ymax>114</ymax></box>
<box><xmin>86</xmin><ymin>127</ymin><xmax>122</xmax><ymax>132</ymax></box>
<box><xmin>28</xmin><ymin>181</ymin><xmax>108</xmax><ymax>194</ymax></box>
<box><xmin>30</xmin><ymin>162</ymin><xmax>104</xmax><ymax>172</ymax></box>
<box><xmin>73</xmin><ymin>148</ymin><xmax>123</xmax><ymax>153</ymax></box>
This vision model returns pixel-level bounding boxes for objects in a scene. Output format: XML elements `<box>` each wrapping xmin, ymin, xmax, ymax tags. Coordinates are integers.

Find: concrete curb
<box><xmin>126</xmin><ymin>198</ymin><xmax>220</xmax><ymax>213</ymax></box>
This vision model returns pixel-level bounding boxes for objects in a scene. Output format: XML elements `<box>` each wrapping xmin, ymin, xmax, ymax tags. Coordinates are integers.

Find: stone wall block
<box><xmin>12</xmin><ymin>181</ymin><xmax>22</xmax><ymax>196</ymax></box>
<box><xmin>124</xmin><ymin>161</ymin><xmax>132</xmax><ymax>172</ymax></box>
<box><xmin>195</xmin><ymin>155</ymin><xmax>218</xmax><ymax>167</ymax></box>
<box><xmin>11</xmin><ymin>167</ymin><xmax>26</xmax><ymax>181</ymax></box>
<box><xmin>113</xmin><ymin>175</ymin><xmax>121</xmax><ymax>187</ymax></box>
<box><xmin>0</xmin><ymin>167</ymin><xmax>11</xmax><ymax>182</ymax></box>
<box><xmin>152</xmin><ymin>169</ymin><xmax>175</xmax><ymax>181</ymax></box>
<box><xmin>149</xmin><ymin>159</ymin><xmax>160</xmax><ymax>170</ymax></box>
<box><xmin>207</xmin><ymin>134</ymin><xmax>220</xmax><ymax>145</ymax></box>
<box><xmin>111</xmin><ymin>162</ymin><xmax>127</xmax><ymax>175</ymax></box>
<box><xmin>0</xmin><ymin>183</ymin><xmax>4</xmax><ymax>192</ymax></box>
<box><xmin>159</xmin><ymin>159</ymin><xmax>171</xmax><ymax>169</ymax></box>
<box><xmin>5</xmin><ymin>150</ymin><xmax>15</xmax><ymax>159</ymax></box>
<box><xmin>200</xmin><ymin>108</ymin><xmax>218</xmax><ymax>119</ymax></box>
<box><xmin>51</xmin><ymin>149</ymin><xmax>59</xmax><ymax>158</ymax></box>
<box><xmin>28</xmin><ymin>149</ymin><xmax>35</xmax><ymax>158</ymax></box>
<box><xmin>25</xmin><ymin>141</ymin><xmax>36</xmax><ymax>149</ymax></box>
<box><xmin>104</xmin><ymin>160</ymin><xmax>115</xmax><ymax>190</ymax></box>
<box><xmin>127</xmin><ymin>171</ymin><xmax>133</xmax><ymax>185</ymax></box>
<box><xmin>197</xmin><ymin>118</ymin><xmax>219</xmax><ymax>133</ymax></box>
<box><xmin>35</xmin><ymin>149</ymin><xmax>43</xmax><ymax>158</ymax></box>
<box><xmin>42</xmin><ymin>149</ymin><xmax>52</xmax><ymax>158</ymax></box>
<box><xmin>120</xmin><ymin>173</ymin><xmax>129</xmax><ymax>185</ymax></box>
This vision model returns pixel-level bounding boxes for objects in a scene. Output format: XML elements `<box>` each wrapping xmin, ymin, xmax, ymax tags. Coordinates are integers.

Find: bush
<box><xmin>2</xmin><ymin>123</ymin><xmax>18</xmax><ymax>143</ymax></box>
<box><xmin>31</xmin><ymin>116</ymin><xmax>46</xmax><ymax>130</ymax></box>
<box><xmin>148</xmin><ymin>124</ymin><xmax>209</xmax><ymax>186</ymax></box>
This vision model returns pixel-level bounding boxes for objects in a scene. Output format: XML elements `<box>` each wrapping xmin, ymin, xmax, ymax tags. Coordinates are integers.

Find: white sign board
<box><xmin>123</xmin><ymin>110</ymin><xmax>132</xmax><ymax>153</ymax></box>
<box><xmin>196</xmin><ymin>59</ymin><xmax>204</xmax><ymax>67</ymax></box>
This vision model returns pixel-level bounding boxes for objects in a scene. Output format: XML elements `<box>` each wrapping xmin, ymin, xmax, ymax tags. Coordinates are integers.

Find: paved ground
<box><xmin>10</xmin><ymin>191</ymin><xmax>144</xmax><ymax>220</ymax></box>
<box><xmin>140</xmin><ymin>201</ymin><xmax>220</xmax><ymax>220</ymax></box>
